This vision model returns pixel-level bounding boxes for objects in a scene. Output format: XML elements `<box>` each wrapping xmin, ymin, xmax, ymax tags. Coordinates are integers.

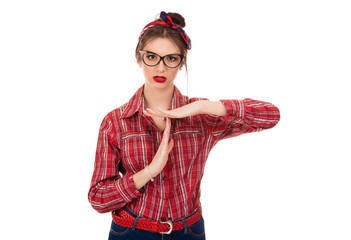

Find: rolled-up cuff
<box><xmin>115</xmin><ymin>172</ymin><xmax>142</xmax><ymax>203</ymax></box>
<box><xmin>219</xmin><ymin>99</ymin><xmax>245</xmax><ymax>119</ymax></box>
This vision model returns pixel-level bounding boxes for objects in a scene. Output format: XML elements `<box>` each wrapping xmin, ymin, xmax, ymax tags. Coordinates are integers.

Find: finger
<box><xmin>158</xmin><ymin>106</ymin><xmax>188</xmax><ymax>119</ymax></box>
<box><xmin>166</xmin><ymin>117</ymin><xmax>171</xmax><ymax>130</ymax></box>
<box><xmin>165</xmin><ymin>117</ymin><xmax>171</xmax><ymax>133</ymax></box>
<box><xmin>167</xmin><ymin>139</ymin><xmax>174</xmax><ymax>153</ymax></box>
<box><xmin>145</xmin><ymin>108</ymin><xmax>169</xmax><ymax>118</ymax></box>
<box><xmin>143</xmin><ymin>109</ymin><xmax>152</xmax><ymax>117</ymax></box>
<box><xmin>156</xmin><ymin>108</ymin><xmax>175</xmax><ymax>118</ymax></box>
<box><xmin>143</xmin><ymin>108</ymin><xmax>159</xmax><ymax>117</ymax></box>
<box><xmin>151</xmin><ymin>108</ymin><xmax>172</xmax><ymax>118</ymax></box>
<box><xmin>162</xmin><ymin>117</ymin><xmax>171</xmax><ymax>142</ymax></box>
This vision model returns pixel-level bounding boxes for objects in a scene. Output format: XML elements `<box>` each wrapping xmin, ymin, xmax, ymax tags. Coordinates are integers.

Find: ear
<box><xmin>179</xmin><ymin>61</ymin><xmax>186</xmax><ymax>71</ymax></box>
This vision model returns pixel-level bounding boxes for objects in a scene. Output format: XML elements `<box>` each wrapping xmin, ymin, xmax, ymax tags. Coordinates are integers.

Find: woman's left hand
<box><xmin>143</xmin><ymin>101</ymin><xmax>203</xmax><ymax>119</ymax></box>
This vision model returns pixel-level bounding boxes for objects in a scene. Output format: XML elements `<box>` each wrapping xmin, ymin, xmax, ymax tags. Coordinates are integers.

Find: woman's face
<box><xmin>138</xmin><ymin>37</ymin><xmax>183</xmax><ymax>91</ymax></box>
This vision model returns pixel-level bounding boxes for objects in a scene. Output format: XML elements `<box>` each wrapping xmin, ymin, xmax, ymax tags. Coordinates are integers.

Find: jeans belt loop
<box><xmin>180</xmin><ymin>218</ymin><xmax>188</xmax><ymax>234</ymax></box>
<box><xmin>132</xmin><ymin>216</ymin><xmax>140</xmax><ymax>231</ymax></box>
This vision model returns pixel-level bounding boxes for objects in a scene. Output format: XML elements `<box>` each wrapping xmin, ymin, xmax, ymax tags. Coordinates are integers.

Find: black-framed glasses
<box><xmin>140</xmin><ymin>50</ymin><xmax>184</xmax><ymax>68</ymax></box>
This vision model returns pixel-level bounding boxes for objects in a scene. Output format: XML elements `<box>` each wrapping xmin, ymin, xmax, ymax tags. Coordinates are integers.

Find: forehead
<box><xmin>143</xmin><ymin>37</ymin><xmax>181</xmax><ymax>55</ymax></box>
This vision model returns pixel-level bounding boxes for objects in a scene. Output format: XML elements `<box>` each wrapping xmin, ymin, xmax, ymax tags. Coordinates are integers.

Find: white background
<box><xmin>1</xmin><ymin>0</ymin><xmax>350</xmax><ymax>239</ymax></box>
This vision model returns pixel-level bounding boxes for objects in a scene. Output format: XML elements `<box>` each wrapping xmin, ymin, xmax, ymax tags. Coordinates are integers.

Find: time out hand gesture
<box><xmin>134</xmin><ymin>101</ymin><xmax>226</xmax><ymax>189</ymax></box>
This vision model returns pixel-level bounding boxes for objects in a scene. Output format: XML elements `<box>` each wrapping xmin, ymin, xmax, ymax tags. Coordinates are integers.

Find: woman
<box><xmin>88</xmin><ymin>11</ymin><xmax>280</xmax><ymax>240</ymax></box>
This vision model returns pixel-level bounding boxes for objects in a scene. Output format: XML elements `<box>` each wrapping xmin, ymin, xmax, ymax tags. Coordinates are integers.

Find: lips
<box><xmin>153</xmin><ymin>76</ymin><xmax>167</xmax><ymax>83</ymax></box>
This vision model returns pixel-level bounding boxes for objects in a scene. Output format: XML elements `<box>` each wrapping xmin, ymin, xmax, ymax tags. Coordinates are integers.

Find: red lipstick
<box><xmin>153</xmin><ymin>76</ymin><xmax>167</xmax><ymax>83</ymax></box>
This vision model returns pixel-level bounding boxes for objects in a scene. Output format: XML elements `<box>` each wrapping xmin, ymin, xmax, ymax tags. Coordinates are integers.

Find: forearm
<box><xmin>197</xmin><ymin>100</ymin><xmax>226</xmax><ymax>117</ymax></box>
<box><xmin>133</xmin><ymin>166</ymin><xmax>153</xmax><ymax>190</ymax></box>
<box><xmin>133</xmin><ymin>157</ymin><xmax>166</xmax><ymax>190</ymax></box>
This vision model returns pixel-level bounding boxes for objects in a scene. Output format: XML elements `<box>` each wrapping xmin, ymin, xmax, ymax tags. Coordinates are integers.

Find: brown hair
<box><xmin>135</xmin><ymin>12</ymin><xmax>188</xmax><ymax>69</ymax></box>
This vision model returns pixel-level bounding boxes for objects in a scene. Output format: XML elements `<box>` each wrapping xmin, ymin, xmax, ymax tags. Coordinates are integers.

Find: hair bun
<box><xmin>166</xmin><ymin>12</ymin><xmax>186</xmax><ymax>28</ymax></box>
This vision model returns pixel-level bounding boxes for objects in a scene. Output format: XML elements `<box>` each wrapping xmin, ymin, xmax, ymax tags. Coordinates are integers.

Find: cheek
<box><xmin>141</xmin><ymin>66</ymin><xmax>151</xmax><ymax>76</ymax></box>
<box><xmin>170</xmin><ymin>69</ymin><xmax>180</xmax><ymax>79</ymax></box>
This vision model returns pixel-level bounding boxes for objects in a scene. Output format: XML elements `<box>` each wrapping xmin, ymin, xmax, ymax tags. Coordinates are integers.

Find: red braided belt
<box><xmin>112</xmin><ymin>206</ymin><xmax>202</xmax><ymax>234</ymax></box>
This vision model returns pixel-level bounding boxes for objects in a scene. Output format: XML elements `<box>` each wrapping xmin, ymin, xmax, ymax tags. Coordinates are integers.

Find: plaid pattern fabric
<box><xmin>88</xmin><ymin>85</ymin><xmax>280</xmax><ymax>221</ymax></box>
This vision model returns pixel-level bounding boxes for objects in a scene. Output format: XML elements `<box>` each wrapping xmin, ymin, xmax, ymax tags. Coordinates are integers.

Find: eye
<box><xmin>167</xmin><ymin>55</ymin><xmax>179</xmax><ymax>62</ymax></box>
<box><xmin>146</xmin><ymin>54</ymin><xmax>157</xmax><ymax>61</ymax></box>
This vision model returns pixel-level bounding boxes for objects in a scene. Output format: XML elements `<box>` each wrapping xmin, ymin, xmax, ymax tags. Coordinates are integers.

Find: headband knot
<box><xmin>138</xmin><ymin>11</ymin><xmax>192</xmax><ymax>50</ymax></box>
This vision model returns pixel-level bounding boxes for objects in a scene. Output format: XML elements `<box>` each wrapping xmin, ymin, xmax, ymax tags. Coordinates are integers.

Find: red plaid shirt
<box><xmin>88</xmin><ymin>85</ymin><xmax>280</xmax><ymax>221</ymax></box>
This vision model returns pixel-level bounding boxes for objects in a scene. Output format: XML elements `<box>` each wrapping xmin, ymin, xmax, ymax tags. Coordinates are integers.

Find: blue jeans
<box><xmin>108</xmin><ymin>208</ymin><xmax>206</xmax><ymax>240</ymax></box>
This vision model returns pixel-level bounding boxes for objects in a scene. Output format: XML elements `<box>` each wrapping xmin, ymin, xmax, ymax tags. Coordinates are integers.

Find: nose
<box><xmin>155</xmin><ymin>59</ymin><xmax>166</xmax><ymax>73</ymax></box>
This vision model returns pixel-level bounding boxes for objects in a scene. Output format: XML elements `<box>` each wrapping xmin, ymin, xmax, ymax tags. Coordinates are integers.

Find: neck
<box><xmin>143</xmin><ymin>84</ymin><xmax>174</xmax><ymax>110</ymax></box>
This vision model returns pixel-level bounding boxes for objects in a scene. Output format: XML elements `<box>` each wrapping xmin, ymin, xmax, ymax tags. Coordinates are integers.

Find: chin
<box><xmin>146</xmin><ymin>79</ymin><xmax>174</xmax><ymax>90</ymax></box>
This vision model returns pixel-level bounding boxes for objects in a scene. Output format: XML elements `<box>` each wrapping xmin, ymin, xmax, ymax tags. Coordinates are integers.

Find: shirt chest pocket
<box><xmin>120</xmin><ymin>130</ymin><xmax>153</xmax><ymax>173</ymax></box>
<box><xmin>173</xmin><ymin>125</ymin><xmax>202</xmax><ymax>146</ymax></box>
<box><xmin>172</xmin><ymin>125</ymin><xmax>203</xmax><ymax>169</ymax></box>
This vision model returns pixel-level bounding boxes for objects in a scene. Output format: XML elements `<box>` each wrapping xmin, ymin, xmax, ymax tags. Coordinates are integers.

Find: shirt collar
<box><xmin>120</xmin><ymin>84</ymin><xmax>187</xmax><ymax>119</ymax></box>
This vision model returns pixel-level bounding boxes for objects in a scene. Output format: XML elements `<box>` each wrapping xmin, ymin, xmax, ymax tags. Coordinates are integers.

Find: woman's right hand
<box><xmin>148</xmin><ymin>117</ymin><xmax>174</xmax><ymax>178</ymax></box>
<box><xmin>133</xmin><ymin>117</ymin><xmax>174</xmax><ymax>190</ymax></box>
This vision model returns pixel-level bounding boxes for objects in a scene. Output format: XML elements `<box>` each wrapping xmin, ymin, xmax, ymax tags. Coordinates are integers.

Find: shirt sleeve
<box><xmin>200</xmin><ymin>98</ymin><xmax>280</xmax><ymax>141</ymax></box>
<box><xmin>88</xmin><ymin>113</ymin><xmax>142</xmax><ymax>213</ymax></box>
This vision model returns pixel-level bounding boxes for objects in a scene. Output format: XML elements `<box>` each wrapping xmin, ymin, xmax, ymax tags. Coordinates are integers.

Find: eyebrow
<box><xmin>142</xmin><ymin>50</ymin><xmax>182</xmax><ymax>56</ymax></box>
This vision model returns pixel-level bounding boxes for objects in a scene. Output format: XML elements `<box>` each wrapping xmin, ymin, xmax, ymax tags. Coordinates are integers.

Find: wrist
<box><xmin>148</xmin><ymin>163</ymin><xmax>160</xmax><ymax>178</ymax></box>
<box><xmin>146</xmin><ymin>165</ymin><xmax>154</xmax><ymax>182</ymax></box>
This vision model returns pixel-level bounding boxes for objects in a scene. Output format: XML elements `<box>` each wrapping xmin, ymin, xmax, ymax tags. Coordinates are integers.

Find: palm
<box><xmin>143</xmin><ymin>102</ymin><xmax>198</xmax><ymax>119</ymax></box>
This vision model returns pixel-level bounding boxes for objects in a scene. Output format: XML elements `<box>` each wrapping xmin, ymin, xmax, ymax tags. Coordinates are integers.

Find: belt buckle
<box><xmin>160</xmin><ymin>220</ymin><xmax>173</xmax><ymax>235</ymax></box>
